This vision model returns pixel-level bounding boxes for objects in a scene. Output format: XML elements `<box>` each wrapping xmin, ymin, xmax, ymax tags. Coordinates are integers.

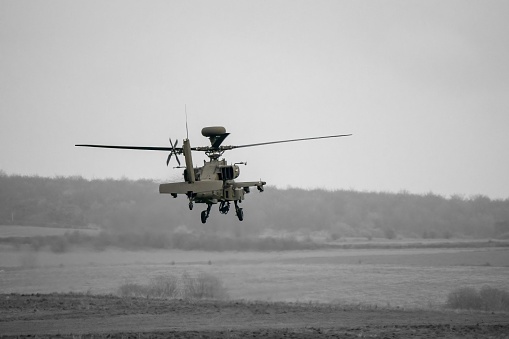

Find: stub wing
<box><xmin>233</xmin><ymin>181</ymin><xmax>266</xmax><ymax>189</ymax></box>
<box><xmin>159</xmin><ymin>181</ymin><xmax>223</xmax><ymax>194</ymax></box>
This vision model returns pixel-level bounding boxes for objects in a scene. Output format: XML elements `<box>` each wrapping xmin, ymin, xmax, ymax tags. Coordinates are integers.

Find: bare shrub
<box><xmin>181</xmin><ymin>272</ymin><xmax>229</xmax><ymax>300</ymax></box>
<box><xmin>118</xmin><ymin>272</ymin><xmax>228</xmax><ymax>300</ymax></box>
<box><xmin>446</xmin><ymin>287</ymin><xmax>481</xmax><ymax>309</ymax></box>
<box><xmin>479</xmin><ymin>285</ymin><xmax>509</xmax><ymax>311</ymax></box>
<box><xmin>446</xmin><ymin>286</ymin><xmax>509</xmax><ymax>311</ymax></box>
<box><xmin>148</xmin><ymin>275</ymin><xmax>178</xmax><ymax>298</ymax></box>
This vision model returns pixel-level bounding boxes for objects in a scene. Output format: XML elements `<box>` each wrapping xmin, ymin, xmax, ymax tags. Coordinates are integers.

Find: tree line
<box><xmin>1</xmin><ymin>172</ymin><xmax>508</xmax><ymax>241</ymax></box>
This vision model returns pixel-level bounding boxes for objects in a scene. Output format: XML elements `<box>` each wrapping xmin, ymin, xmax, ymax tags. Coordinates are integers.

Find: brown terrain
<box><xmin>1</xmin><ymin>293</ymin><xmax>508</xmax><ymax>338</ymax></box>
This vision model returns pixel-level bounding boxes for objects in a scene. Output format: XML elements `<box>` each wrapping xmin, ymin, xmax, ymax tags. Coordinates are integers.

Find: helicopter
<box><xmin>76</xmin><ymin>126</ymin><xmax>351</xmax><ymax>223</ymax></box>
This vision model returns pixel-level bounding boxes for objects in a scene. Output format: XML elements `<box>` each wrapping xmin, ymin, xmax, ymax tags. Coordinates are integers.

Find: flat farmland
<box><xmin>1</xmin><ymin>243</ymin><xmax>509</xmax><ymax>338</ymax></box>
<box><xmin>1</xmin><ymin>246</ymin><xmax>508</xmax><ymax>308</ymax></box>
<box><xmin>0</xmin><ymin>225</ymin><xmax>101</xmax><ymax>238</ymax></box>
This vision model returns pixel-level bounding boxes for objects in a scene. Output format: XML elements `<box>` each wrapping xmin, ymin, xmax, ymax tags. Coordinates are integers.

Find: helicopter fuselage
<box><xmin>157</xmin><ymin>137</ymin><xmax>265</xmax><ymax>222</ymax></box>
<box><xmin>159</xmin><ymin>153</ymin><xmax>265</xmax><ymax>223</ymax></box>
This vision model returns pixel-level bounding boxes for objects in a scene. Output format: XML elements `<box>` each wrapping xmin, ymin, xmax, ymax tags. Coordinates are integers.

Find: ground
<box><xmin>1</xmin><ymin>294</ymin><xmax>508</xmax><ymax>338</ymax></box>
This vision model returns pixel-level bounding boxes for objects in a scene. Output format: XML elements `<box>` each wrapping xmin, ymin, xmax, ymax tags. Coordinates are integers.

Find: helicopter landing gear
<box><xmin>219</xmin><ymin>201</ymin><xmax>230</xmax><ymax>214</ymax></box>
<box><xmin>234</xmin><ymin>201</ymin><xmax>243</xmax><ymax>221</ymax></box>
<box><xmin>201</xmin><ymin>203</ymin><xmax>212</xmax><ymax>224</ymax></box>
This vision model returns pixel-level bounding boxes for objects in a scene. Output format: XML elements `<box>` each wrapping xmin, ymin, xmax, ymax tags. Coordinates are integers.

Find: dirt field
<box><xmin>1</xmin><ymin>293</ymin><xmax>508</xmax><ymax>338</ymax></box>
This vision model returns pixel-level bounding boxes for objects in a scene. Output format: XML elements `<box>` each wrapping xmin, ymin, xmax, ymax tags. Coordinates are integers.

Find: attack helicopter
<box><xmin>76</xmin><ymin>126</ymin><xmax>351</xmax><ymax>223</ymax></box>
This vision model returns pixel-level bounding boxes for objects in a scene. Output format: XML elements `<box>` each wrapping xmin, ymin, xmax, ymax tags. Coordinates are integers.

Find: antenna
<box><xmin>185</xmin><ymin>104</ymin><xmax>189</xmax><ymax>140</ymax></box>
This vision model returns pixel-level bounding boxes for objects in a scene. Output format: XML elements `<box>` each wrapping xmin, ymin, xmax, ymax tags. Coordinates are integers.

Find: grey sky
<box><xmin>1</xmin><ymin>0</ymin><xmax>508</xmax><ymax>199</ymax></box>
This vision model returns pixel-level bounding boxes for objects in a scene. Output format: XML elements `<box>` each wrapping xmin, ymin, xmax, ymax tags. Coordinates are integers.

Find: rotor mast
<box><xmin>201</xmin><ymin>126</ymin><xmax>230</xmax><ymax>161</ymax></box>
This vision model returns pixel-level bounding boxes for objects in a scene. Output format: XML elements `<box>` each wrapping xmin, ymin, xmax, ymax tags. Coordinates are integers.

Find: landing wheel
<box><xmin>189</xmin><ymin>201</ymin><xmax>194</xmax><ymax>210</ymax></box>
<box><xmin>236</xmin><ymin>207</ymin><xmax>243</xmax><ymax>221</ymax></box>
<box><xmin>201</xmin><ymin>203</ymin><xmax>212</xmax><ymax>224</ymax></box>
<box><xmin>234</xmin><ymin>201</ymin><xmax>243</xmax><ymax>221</ymax></box>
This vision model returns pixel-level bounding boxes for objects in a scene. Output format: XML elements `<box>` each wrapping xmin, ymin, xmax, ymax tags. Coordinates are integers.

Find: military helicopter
<box><xmin>76</xmin><ymin>126</ymin><xmax>351</xmax><ymax>223</ymax></box>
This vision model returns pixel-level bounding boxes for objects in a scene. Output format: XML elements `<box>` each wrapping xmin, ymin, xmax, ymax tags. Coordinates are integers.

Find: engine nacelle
<box><xmin>219</xmin><ymin>165</ymin><xmax>240</xmax><ymax>181</ymax></box>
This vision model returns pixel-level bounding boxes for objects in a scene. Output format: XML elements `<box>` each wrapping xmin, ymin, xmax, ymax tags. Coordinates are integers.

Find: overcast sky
<box><xmin>1</xmin><ymin>0</ymin><xmax>508</xmax><ymax>199</ymax></box>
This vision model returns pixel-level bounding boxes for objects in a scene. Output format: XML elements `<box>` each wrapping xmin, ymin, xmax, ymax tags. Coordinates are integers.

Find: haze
<box><xmin>1</xmin><ymin>0</ymin><xmax>508</xmax><ymax>199</ymax></box>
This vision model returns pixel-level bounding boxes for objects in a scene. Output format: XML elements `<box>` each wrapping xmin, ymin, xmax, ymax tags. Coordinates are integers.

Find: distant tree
<box><xmin>494</xmin><ymin>221</ymin><xmax>509</xmax><ymax>238</ymax></box>
<box><xmin>1</xmin><ymin>173</ymin><xmax>508</xmax><ymax>244</ymax></box>
<box><xmin>383</xmin><ymin>227</ymin><xmax>396</xmax><ymax>240</ymax></box>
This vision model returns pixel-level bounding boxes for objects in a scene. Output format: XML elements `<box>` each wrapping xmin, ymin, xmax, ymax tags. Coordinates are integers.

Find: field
<box><xmin>1</xmin><ymin>226</ymin><xmax>509</xmax><ymax>337</ymax></box>
<box><xmin>2</xmin><ymin>246</ymin><xmax>509</xmax><ymax>307</ymax></box>
<box><xmin>0</xmin><ymin>225</ymin><xmax>101</xmax><ymax>238</ymax></box>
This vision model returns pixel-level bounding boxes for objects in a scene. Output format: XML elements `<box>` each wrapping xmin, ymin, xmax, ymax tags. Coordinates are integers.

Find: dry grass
<box><xmin>446</xmin><ymin>285</ymin><xmax>509</xmax><ymax>311</ymax></box>
<box><xmin>118</xmin><ymin>272</ymin><xmax>229</xmax><ymax>300</ymax></box>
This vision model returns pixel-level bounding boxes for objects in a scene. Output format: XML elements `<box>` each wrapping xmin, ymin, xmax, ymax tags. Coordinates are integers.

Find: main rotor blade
<box><xmin>75</xmin><ymin>144</ymin><xmax>180</xmax><ymax>152</ymax></box>
<box><xmin>228</xmin><ymin>134</ymin><xmax>352</xmax><ymax>149</ymax></box>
